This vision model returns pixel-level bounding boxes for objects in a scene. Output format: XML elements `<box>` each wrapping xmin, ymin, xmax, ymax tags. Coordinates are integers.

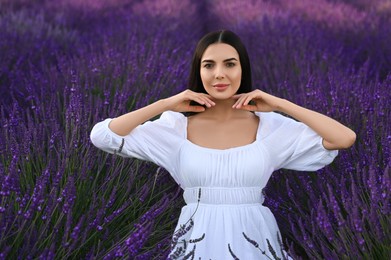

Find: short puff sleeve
<box><xmin>90</xmin><ymin>111</ymin><xmax>186</xmax><ymax>174</ymax></box>
<box><xmin>258</xmin><ymin>112</ymin><xmax>338</xmax><ymax>171</ymax></box>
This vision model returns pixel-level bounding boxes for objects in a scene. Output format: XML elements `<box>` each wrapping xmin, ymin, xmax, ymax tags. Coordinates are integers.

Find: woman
<box><xmin>90</xmin><ymin>30</ymin><xmax>356</xmax><ymax>259</ymax></box>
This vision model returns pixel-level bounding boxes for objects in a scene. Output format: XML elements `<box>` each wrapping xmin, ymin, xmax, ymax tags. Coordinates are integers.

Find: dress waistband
<box><xmin>183</xmin><ymin>186</ymin><xmax>265</xmax><ymax>205</ymax></box>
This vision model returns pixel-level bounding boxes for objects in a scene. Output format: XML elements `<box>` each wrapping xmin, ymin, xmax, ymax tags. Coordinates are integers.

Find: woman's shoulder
<box><xmin>151</xmin><ymin>111</ymin><xmax>187</xmax><ymax>136</ymax></box>
<box><xmin>255</xmin><ymin>111</ymin><xmax>293</xmax><ymax>125</ymax></box>
<box><xmin>158</xmin><ymin>111</ymin><xmax>186</xmax><ymax>125</ymax></box>
<box><xmin>255</xmin><ymin>111</ymin><xmax>298</xmax><ymax>137</ymax></box>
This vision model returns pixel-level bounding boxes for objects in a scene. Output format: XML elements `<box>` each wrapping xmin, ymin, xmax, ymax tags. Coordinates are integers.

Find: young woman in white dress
<box><xmin>91</xmin><ymin>30</ymin><xmax>356</xmax><ymax>259</ymax></box>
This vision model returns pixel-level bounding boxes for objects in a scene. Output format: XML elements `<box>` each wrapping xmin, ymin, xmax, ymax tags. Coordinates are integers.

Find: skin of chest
<box><xmin>187</xmin><ymin>114</ymin><xmax>259</xmax><ymax>149</ymax></box>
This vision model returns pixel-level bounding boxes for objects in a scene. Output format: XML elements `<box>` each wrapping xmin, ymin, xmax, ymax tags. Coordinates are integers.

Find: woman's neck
<box><xmin>200</xmin><ymin>98</ymin><xmax>246</xmax><ymax>121</ymax></box>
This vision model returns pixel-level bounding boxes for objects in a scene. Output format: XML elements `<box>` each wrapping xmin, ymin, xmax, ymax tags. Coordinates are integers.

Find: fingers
<box><xmin>243</xmin><ymin>95</ymin><xmax>255</xmax><ymax>106</ymax></box>
<box><xmin>192</xmin><ymin>95</ymin><xmax>215</xmax><ymax>108</ymax></box>
<box><xmin>187</xmin><ymin>105</ymin><xmax>206</xmax><ymax>112</ymax></box>
<box><xmin>231</xmin><ymin>94</ymin><xmax>242</xmax><ymax>99</ymax></box>
<box><xmin>173</xmin><ymin>90</ymin><xmax>215</xmax><ymax>113</ymax></box>
<box><xmin>236</xmin><ymin>104</ymin><xmax>258</xmax><ymax>111</ymax></box>
<box><xmin>185</xmin><ymin>91</ymin><xmax>215</xmax><ymax>108</ymax></box>
<box><xmin>200</xmin><ymin>93</ymin><xmax>216</xmax><ymax>107</ymax></box>
<box><xmin>232</xmin><ymin>94</ymin><xmax>245</xmax><ymax>108</ymax></box>
<box><xmin>232</xmin><ymin>93</ymin><xmax>256</xmax><ymax>109</ymax></box>
<box><xmin>232</xmin><ymin>90</ymin><xmax>263</xmax><ymax>109</ymax></box>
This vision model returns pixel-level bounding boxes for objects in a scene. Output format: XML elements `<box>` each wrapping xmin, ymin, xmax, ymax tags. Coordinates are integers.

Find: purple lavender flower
<box><xmin>125</xmin><ymin>222</ymin><xmax>153</xmax><ymax>257</ymax></box>
<box><xmin>0</xmin><ymin>1</ymin><xmax>390</xmax><ymax>259</ymax></box>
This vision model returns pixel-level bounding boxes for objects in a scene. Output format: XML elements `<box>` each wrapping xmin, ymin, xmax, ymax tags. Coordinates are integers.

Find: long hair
<box><xmin>188</xmin><ymin>30</ymin><xmax>252</xmax><ymax>94</ymax></box>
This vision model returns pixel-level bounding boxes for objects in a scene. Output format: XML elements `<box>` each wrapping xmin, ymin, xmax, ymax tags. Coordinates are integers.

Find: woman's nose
<box><xmin>215</xmin><ymin>65</ymin><xmax>225</xmax><ymax>79</ymax></box>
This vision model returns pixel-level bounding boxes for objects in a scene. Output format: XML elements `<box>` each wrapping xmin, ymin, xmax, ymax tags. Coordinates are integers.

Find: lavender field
<box><xmin>0</xmin><ymin>0</ymin><xmax>390</xmax><ymax>259</ymax></box>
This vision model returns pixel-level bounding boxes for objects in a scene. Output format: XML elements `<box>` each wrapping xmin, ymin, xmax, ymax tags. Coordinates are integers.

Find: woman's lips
<box><xmin>213</xmin><ymin>84</ymin><xmax>229</xmax><ymax>91</ymax></box>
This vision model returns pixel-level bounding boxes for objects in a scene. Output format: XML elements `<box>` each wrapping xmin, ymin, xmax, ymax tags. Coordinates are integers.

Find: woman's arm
<box><xmin>232</xmin><ymin>89</ymin><xmax>356</xmax><ymax>150</ymax></box>
<box><xmin>276</xmin><ymin>99</ymin><xmax>356</xmax><ymax>150</ymax></box>
<box><xmin>109</xmin><ymin>99</ymin><xmax>168</xmax><ymax>136</ymax></box>
<box><xmin>108</xmin><ymin>90</ymin><xmax>215</xmax><ymax>136</ymax></box>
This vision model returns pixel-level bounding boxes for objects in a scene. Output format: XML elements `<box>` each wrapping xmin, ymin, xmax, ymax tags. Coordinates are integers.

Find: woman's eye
<box><xmin>204</xmin><ymin>63</ymin><xmax>213</xmax><ymax>68</ymax></box>
<box><xmin>226</xmin><ymin>62</ymin><xmax>236</xmax><ymax>67</ymax></box>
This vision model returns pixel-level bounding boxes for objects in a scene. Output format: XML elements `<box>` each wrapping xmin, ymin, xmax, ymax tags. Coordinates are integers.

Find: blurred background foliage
<box><xmin>0</xmin><ymin>0</ymin><xmax>390</xmax><ymax>259</ymax></box>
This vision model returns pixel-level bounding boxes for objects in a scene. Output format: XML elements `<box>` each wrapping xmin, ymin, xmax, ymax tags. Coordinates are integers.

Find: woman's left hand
<box><xmin>232</xmin><ymin>89</ymin><xmax>282</xmax><ymax>112</ymax></box>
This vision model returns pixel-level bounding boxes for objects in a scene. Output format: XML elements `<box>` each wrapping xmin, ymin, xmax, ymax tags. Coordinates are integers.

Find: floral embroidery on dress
<box><xmin>228</xmin><ymin>231</ymin><xmax>290</xmax><ymax>260</ymax></box>
<box><xmin>168</xmin><ymin>187</ymin><xmax>290</xmax><ymax>260</ymax></box>
<box><xmin>168</xmin><ymin>188</ymin><xmax>206</xmax><ymax>260</ymax></box>
<box><xmin>113</xmin><ymin>138</ymin><xmax>125</xmax><ymax>155</ymax></box>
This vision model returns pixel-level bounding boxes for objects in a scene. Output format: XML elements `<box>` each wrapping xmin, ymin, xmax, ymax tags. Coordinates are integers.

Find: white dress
<box><xmin>90</xmin><ymin>111</ymin><xmax>338</xmax><ymax>259</ymax></box>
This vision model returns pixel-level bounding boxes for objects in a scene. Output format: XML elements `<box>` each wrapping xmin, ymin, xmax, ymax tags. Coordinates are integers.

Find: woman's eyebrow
<box><xmin>223</xmin><ymin>58</ymin><xmax>238</xmax><ymax>62</ymax></box>
<box><xmin>201</xmin><ymin>58</ymin><xmax>238</xmax><ymax>63</ymax></box>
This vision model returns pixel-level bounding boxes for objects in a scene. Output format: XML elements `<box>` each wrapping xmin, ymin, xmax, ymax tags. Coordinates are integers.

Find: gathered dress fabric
<box><xmin>90</xmin><ymin>111</ymin><xmax>338</xmax><ymax>260</ymax></box>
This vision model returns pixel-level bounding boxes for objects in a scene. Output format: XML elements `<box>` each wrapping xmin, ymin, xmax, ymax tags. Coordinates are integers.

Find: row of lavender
<box><xmin>0</xmin><ymin>1</ymin><xmax>203</xmax><ymax>259</ymax></box>
<box><xmin>1</xmin><ymin>0</ymin><xmax>390</xmax><ymax>259</ymax></box>
<box><xmin>223</xmin><ymin>7</ymin><xmax>390</xmax><ymax>260</ymax></box>
<box><xmin>228</xmin><ymin>3</ymin><xmax>390</xmax><ymax>257</ymax></box>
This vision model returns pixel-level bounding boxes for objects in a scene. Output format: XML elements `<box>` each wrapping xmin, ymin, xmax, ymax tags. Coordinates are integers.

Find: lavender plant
<box><xmin>0</xmin><ymin>0</ymin><xmax>390</xmax><ymax>259</ymax></box>
<box><xmin>206</xmin><ymin>1</ymin><xmax>391</xmax><ymax>258</ymax></box>
<box><xmin>0</xmin><ymin>1</ymin><xmax>200</xmax><ymax>258</ymax></box>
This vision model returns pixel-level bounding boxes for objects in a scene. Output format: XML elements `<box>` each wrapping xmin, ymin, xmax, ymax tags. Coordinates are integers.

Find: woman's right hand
<box><xmin>164</xmin><ymin>90</ymin><xmax>215</xmax><ymax>113</ymax></box>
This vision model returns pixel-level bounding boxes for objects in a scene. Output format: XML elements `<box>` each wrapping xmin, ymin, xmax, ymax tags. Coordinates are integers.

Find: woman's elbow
<box><xmin>339</xmin><ymin>130</ymin><xmax>356</xmax><ymax>149</ymax></box>
<box><xmin>347</xmin><ymin>130</ymin><xmax>357</xmax><ymax>147</ymax></box>
<box><xmin>323</xmin><ymin>130</ymin><xmax>356</xmax><ymax>150</ymax></box>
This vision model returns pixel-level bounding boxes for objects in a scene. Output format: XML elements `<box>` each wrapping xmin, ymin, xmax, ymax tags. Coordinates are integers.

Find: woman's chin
<box><xmin>207</xmin><ymin>90</ymin><xmax>235</xmax><ymax>100</ymax></box>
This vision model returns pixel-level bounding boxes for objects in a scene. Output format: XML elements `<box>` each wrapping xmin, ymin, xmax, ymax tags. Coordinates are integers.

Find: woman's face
<box><xmin>200</xmin><ymin>43</ymin><xmax>242</xmax><ymax>100</ymax></box>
